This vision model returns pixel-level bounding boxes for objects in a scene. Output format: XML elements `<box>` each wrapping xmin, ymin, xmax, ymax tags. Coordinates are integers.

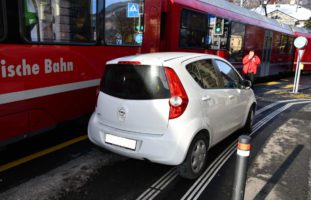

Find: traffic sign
<box><xmin>134</xmin><ymin>33</ymin><xmax>143</xmax><ymax>44</ymax></box>
<box><xmin>127</xmin><ymin>3</ymin><xmax>139</xmax><ymax>18</ymax></box>
<box><xmin>294</xmin><ymin>36</ymin><xmax>308</xmax><ymax>49</ymax></box>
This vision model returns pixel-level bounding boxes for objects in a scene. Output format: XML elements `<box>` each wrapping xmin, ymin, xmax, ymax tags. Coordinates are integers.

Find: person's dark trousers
<box><xmin>245</xmin><ymin>72</ymin><xmax>255</xmax><ymax>87</ymax></box>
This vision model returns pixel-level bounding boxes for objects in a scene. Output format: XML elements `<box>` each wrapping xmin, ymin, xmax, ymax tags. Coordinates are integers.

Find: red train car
<box><xmin>0</xmin><ymin>0</ymin><xmax>300</xmax><ymax>146</ymax></box>
<box><xmin>0</xmin><ymin>0</ymin><xmax>162</xmax><ymax>146</ymax></box>
<box><xmin>159</xmin><ymin>0</ymin><xmax>295</xmax><ymax>77</ymax></box>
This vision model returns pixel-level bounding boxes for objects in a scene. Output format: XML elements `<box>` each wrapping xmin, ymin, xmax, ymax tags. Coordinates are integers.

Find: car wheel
<box><xmin>178</xmin><ymin>133</ymin><xmax>208</xmax><ymax>179</ymax></box>
<box><xmin>243</xmin><ymin>107</ymin><xmax>254</xmax><ymax>133</ymax></box>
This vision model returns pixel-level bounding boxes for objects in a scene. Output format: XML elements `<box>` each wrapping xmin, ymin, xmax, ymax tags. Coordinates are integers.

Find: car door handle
<box><xmin>228</xmin><ymin>95</ymin><xmax>235</xmax><ymax>100</ymax></box>
<box><xmin>202</xmin><ymin>95</ymin><xmax>211</xmax><ymax>101</ymax></box>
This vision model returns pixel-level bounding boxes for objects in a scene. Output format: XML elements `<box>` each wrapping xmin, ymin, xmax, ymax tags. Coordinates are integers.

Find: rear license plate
<box><xmin>105</xmin><ymin>134</ymin><xmax>136</xmax><ymax>150</ymax></box>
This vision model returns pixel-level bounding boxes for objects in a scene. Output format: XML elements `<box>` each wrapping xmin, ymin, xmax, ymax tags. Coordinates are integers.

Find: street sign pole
<box><xmin>293</xmin><ymin>50</ymin><xmax>304</xmax><ymax>93</ymax></box>
<box><xmin>292</xmin><ymin>37</ymin><xmax>308</xmax><ymax>93</ymax></box>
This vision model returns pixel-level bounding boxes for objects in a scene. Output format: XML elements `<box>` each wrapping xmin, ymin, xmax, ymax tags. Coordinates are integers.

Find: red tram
<box><xmin>0</xmin><ymin>0</ymin><xmax>306</xmax><ymax>146</ymax></box>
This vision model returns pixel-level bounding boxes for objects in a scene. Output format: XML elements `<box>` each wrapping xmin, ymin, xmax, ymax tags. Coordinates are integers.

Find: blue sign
<box><xmin>135</xmin><ymin>33</ymin><xmax>143</xmax><ymax>44</ymax></box>
<box><xmin>127</xmin><ymin>3</ymin><xmax>139</xmax><ymax>18</ymax></box>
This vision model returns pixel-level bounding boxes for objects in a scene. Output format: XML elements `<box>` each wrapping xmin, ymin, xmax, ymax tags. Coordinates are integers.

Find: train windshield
<box><xmin>22</xmin><ymin>0</ymin><xmax>97</xmax><ymax>43</ymax></box>
<box><xmin>104</xmin><ymin>0</ymin><xmax>144</xmax><ymax>46</ymax></box>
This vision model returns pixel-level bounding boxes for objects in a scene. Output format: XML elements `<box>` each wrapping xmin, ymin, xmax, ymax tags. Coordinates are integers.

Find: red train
<box><xmin>0</xmin><ymin>0</ymin><xmax>310</xmax><ymax>146</ymax></box>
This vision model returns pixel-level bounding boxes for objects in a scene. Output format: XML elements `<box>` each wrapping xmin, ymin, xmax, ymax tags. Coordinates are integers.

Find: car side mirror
<box><xmin>242</xmin><ymin>80</ymin><xmax>252</xmax><ymax>89</ymax></box>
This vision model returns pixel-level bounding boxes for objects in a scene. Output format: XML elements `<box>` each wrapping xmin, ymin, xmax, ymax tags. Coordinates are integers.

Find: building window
<box><xmin>229</xmin><ymin>22</ymin><xmax>245</xmax><ymax>62</ymax></box>
<box><xmin>104</xmin><ymin>0</ymin><xmax>144</xmax><ymax>46</ymax></box>
<box><xmin>22</xmin><ymin>0</ymin><xmax>97</xmax><ymax>44</ymax></box>
<box><xmin>208</xmin><ymin>15</ymin><xmax>229</xmax><ymax>50</ymax></box>
<box><xmin>179</xmin><ymin>9</ymin><xmax>207</xmax><ymax>49</ymax></box>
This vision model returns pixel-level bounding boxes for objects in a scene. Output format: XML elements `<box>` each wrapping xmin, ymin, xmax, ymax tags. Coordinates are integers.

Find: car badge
<box><xmin>117</xmin><ymin>107</ymin><xmax>127</xmax><ymax>121</ymax></box>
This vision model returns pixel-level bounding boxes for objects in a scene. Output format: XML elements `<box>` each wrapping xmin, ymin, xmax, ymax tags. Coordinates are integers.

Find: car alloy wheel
<box><xmin>191</xmin><ymin>140</ymin><xmax>207</xmax><ymax>174</ymax></box>
<box><xmin>178</xmin><ymin>133</ymin><xmax>208</xmax><ymax>179</ymax></box>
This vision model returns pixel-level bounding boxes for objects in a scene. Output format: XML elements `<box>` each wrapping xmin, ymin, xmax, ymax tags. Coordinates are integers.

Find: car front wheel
<box><xmin>243</xmin><ymin>107</ymin><xmax>254</xmax><ymax>133</ymax></box>
<box><xmin>178</xmin><ymin>133</ymin><xmax>208</xmax><ymax>179</ymax></box>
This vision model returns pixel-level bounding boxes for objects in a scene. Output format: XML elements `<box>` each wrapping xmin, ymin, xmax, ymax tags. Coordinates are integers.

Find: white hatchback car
<box><xmin>88</xmin><ymin>52</ymin><xmax>256</xmax><ymax>179</ymax></box>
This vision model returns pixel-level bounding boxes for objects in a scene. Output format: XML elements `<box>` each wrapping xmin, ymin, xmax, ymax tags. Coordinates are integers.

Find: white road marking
<box><xmin>136</xmin><ymin>100</ymin><xmax>311</xmax><ymax>200</ymax></box>
<box><xmin>136</xmin><ymin>168</ymin><xmax>177</xmax><ymax>200</ymax></box>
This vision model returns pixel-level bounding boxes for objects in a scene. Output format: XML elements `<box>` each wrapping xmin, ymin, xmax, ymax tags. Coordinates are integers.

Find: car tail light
<box><xmin>118</xmin><ymin>61</ymin><xmax>141</xmax><ymax>65</ymax></box>
<box><xmin>164</xmin><ymin>67</ymin><xmax>188</xmax><ymax>119</ymax></box>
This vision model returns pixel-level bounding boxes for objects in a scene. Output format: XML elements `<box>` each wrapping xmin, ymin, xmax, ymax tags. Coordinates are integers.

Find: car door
<box><xmin>214</xmin><ymin>59</ymin><xmax>248</xmax><ymax>134</ymax></box>
<box><xmin>185</xmin><ymin>58</ymin><xmax>229</xmax><ymax>145</ymax></box>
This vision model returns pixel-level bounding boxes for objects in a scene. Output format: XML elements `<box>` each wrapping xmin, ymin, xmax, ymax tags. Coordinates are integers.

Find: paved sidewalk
<box><xmin>244</xmin><ymin>74</ymin><xmax>311</xmax><ymax>200</ymax></box>
<box><xmin>254</xmin><ymin>74</ymin><xmax>311</xmax><ymax>104</ymax></box>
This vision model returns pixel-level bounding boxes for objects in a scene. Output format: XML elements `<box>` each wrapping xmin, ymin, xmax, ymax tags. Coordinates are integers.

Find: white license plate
<box><xmin>105</xmin><ymin>134</ymin><xmax>136</xmax><ymax>150</ymax></box>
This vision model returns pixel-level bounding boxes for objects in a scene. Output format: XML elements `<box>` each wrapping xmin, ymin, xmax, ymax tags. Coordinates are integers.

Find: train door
<box><xmin>260</xmin><ymin>30</ymin><xmax>273</xmax><ymax>77</ymax></box>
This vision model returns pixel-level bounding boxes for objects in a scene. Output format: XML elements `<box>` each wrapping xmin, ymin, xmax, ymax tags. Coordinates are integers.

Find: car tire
<box><xmin>243</xmin><ymin>107</ymin><xmax>254</xmax><ymax>133</ymax></box>
<box><xmin>178</xmin><ymin>133</ymin><xmax>208</xmax><ymax>179</ymax></box>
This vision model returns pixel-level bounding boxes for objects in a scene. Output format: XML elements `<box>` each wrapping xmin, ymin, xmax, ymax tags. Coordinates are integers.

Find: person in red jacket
<box><xmin>242</xmin><ymin>50</ymin><xmax>261</xmax><ymax>86</ymax></box>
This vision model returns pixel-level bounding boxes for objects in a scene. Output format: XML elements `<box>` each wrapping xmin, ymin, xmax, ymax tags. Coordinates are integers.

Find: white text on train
<box><xmin>0</xmin><ymin>58</ymin><xmax>74</xmax><ymax>78</ymax></box>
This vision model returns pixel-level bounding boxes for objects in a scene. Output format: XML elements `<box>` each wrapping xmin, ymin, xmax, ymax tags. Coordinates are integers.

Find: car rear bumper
<box><xmin>88</xmin><ymin>113</ymin><xmax>192</xmax><ymax>165</ymax></box>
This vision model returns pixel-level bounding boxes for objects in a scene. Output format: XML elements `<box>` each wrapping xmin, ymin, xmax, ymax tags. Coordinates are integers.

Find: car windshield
<box><xmin>101</xmin><ymin>64</ymin><xmax>170</xmax><ymax>100</ymax></box>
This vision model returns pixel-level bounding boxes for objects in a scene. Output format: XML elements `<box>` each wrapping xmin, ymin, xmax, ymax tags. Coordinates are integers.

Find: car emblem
<box><xmin>117</xmin><ymin>107</ymin><xmax>127</xmax><ymax>121</ymax></box>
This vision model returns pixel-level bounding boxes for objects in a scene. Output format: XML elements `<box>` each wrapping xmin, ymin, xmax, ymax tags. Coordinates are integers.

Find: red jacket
<box><xmin>242</xmin><ymin>55</ymin><xmax>261</xmax><ymax>74</ymax></box>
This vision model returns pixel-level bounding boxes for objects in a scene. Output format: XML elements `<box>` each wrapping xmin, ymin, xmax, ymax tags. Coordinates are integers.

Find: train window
<box><xmin>280</xmin><ymin>35</ymin><xmax>290</xmax><ymax>53</ymax></box>
<box><xmin>0</xmin><ymin>0</ymin><xmax>5</xmax><ymax>41</ymax></box>
<box><xmin>273</xmin><ymin>32</ymin><xmax>281</xmax><ymax>51</ymax></box>
<box><xmin>288</xmin><ymin>37</ymin><xmax>294</xmax><ymax>53</ymax></box>
<box><xmin>22</xmin><ymin>0</ymin><xmax>97</xmax><ymax>44</ymax></box>
<box><xmin>179</xmin><ymin>9</ymin><xmax>207</xmax><ymax>48</ymax></box>
<box><xmin>208</xmin><ymin>15</ymin><xmax>229</xmax><ymax>50</ymax></box>
<box><xmin>104</xmin><ymin>0</ymin><xmax>144</xmax><ymax>46</ymax></box>
<box><xmin>229</xmin><ymin>22</ymin><xmax>245</xmax><ymax>62</ymax></box>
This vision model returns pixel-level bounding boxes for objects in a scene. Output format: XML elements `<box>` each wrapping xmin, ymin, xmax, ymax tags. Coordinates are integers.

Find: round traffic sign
<box><xmin>294</xmin><ymin>36</ymin><xmax>308</xmax><ymax>49</ymax></box>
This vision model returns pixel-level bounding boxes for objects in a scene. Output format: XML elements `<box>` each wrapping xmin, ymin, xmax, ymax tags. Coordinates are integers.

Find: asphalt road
<box><xmin>1</xmin><ymin>81</ymin><xmax>311</xmax><ymax>200</ymax></box>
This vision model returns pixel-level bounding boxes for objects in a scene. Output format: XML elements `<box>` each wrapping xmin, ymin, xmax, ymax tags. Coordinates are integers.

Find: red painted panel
<box><xmin>0</xmin><ymin>0</ymin><xmax>165</xmax><ymax>144</ymax></box>
<box><xmin>0</xmin><ymin>111</ymin><xmax>29</xmax><ymax>141</ymax></box>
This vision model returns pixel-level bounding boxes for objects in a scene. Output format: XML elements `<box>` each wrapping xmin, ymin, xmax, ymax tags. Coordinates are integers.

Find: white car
<box><xmin>88</xmin><ymin>52</ymin><xmax>256</xmax><ymax>179</ymax></box>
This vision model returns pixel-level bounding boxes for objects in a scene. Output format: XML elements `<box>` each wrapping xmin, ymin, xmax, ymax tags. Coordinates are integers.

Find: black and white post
<box><xmin>232</xmin><ymin>135</ymin><xmax>251</xmax><ymax>200</ymax></box>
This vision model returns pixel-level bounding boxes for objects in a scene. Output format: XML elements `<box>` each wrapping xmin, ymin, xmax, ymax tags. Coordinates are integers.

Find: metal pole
<box><xmin>240</xmin><ymin>0</ymin><xmax>243</xmax><ymax>7</ymax></box>
<box><xmin>232</xmin><ymin>135</ymin><xmax>251</xmax><ymax>200</ymax></box>
<box><xmin>293</xmin><ymin>55</ymin><xmax>299</xmax><ymax>93</ymax></box>
<box><xmin>293</xmin><ymin>50</ymin><xmax>303</xmax><ymax>93</ymax></box>
<box><xmin>294</xmin><ymin>50</ymin><xmax>304</xmax><ymax>93</ymax></box>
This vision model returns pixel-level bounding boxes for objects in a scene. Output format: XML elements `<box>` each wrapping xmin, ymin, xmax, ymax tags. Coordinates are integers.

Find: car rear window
<box><xmin>101</xmin><ymin>64</ymin><xmax>170</xmax><ymax>100</ymax></box>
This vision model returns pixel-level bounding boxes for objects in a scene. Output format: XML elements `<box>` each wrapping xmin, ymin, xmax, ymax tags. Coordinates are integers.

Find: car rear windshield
<box><xmin>101</xmin><ymin>64</ymin><xmax>170</xmax><ymax>100</ymax></box>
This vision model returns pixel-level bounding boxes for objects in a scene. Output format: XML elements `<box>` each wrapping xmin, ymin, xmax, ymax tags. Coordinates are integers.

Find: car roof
<box><xmin>106</xmin><ymin>52</ymin><xmax>223</xmax><ymax>66</ymax></box>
